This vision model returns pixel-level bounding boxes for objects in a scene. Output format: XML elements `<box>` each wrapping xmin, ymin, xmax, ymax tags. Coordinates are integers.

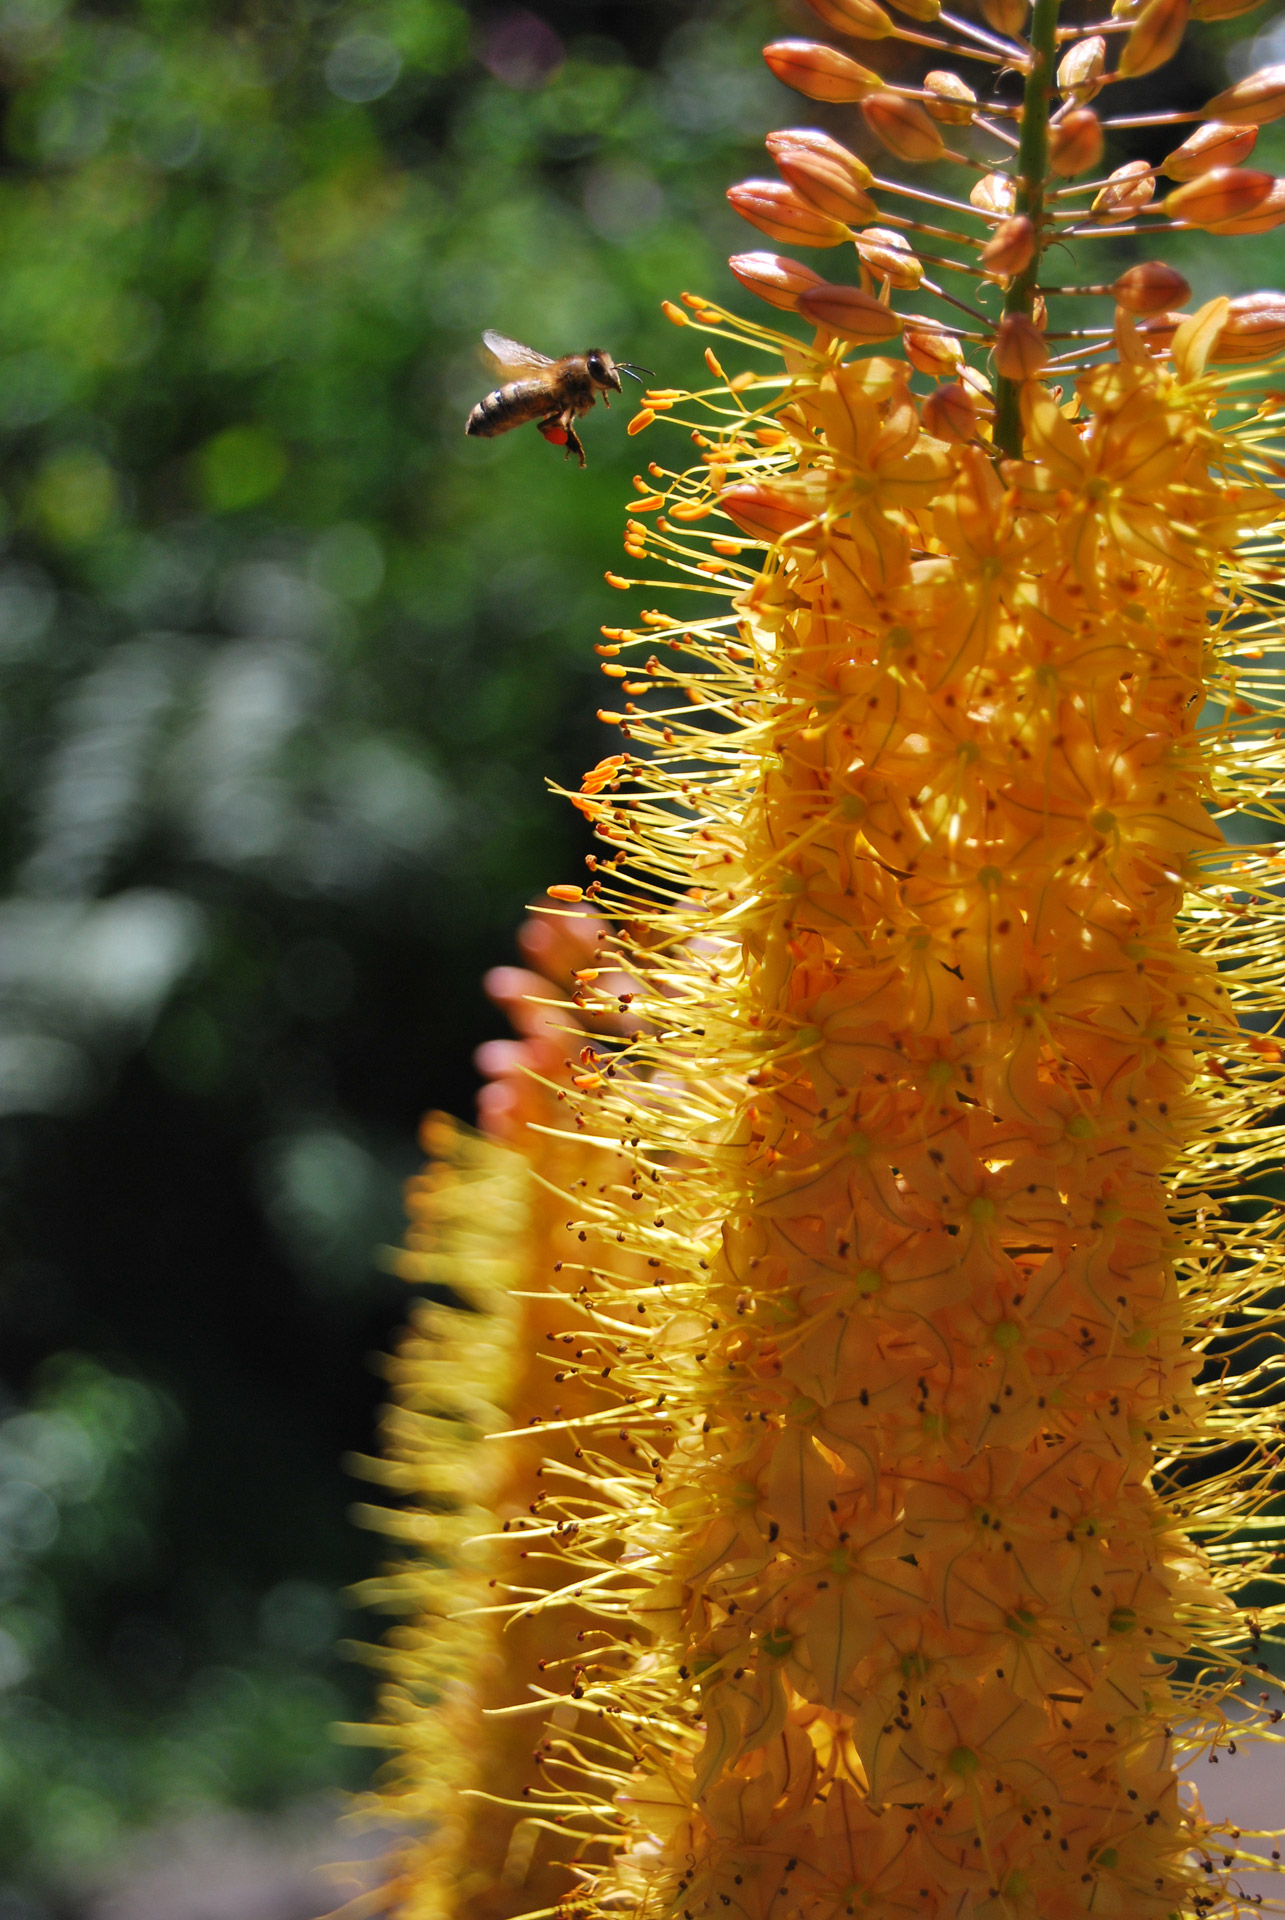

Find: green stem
<box><xmin>992</xmin><ymin>0</ymin><xmax>1060</xmax><ymax>459</ymax></box>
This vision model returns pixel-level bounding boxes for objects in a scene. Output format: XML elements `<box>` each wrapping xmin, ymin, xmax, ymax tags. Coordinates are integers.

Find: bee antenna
<box><xmin>617</xmin><ymin>363</ymin><xmax>653</xmax><ymax>383</ymax></box>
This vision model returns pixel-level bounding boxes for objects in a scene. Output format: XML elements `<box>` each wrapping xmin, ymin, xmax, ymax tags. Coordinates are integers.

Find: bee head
<box><xmin>586</xmin><ymin>350</ymin><xmax>622</xmax><ymax>395</ymax></box>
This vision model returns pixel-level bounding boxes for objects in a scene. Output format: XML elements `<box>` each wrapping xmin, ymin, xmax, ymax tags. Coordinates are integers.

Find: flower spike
<box><xmin>359</xmin><ymin>1</ymin><xmax>1285</xmax><ymax>1916</ymax></box>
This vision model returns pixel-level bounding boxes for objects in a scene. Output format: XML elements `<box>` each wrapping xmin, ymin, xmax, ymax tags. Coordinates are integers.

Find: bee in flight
<box><xmin>465</xmin><ymin>332</ymin><xmax>650</xmax><ymax>468</ymax></box>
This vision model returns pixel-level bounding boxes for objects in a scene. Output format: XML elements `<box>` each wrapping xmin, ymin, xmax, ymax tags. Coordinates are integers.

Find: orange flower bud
<box><xmin>806</xmin><ymin>0</ymin><xmax>896</xmax><ymax>34</ymax></box>
<box><xmin>1092</xmin><ymin>159</ymin><xmax>1156</xmax><ymax>222</ymax></box>
<box><xmin>1211</xmin><ymin>290</ymin><xmax>1285</xmax><ymax>360</ymax></box>
<box><xmin>1057</xmin><ymin>36</ymin><xmax>1106</xmax><ymax>102</ymax></box>
<box><xmin>1161</xmin><ymin>121</ymin><xmax>1258</xmax><ymax>179</ymax></box>
<box><xmin>1048</xmin><ymin>106</ymin><xmax>1104</xmax><ymax>177</ymax></box>
<box><xmin>980</xmin><ymin>0</ymin><xmax>1028</xmax><ymax>32</ymax></box>
<box><xmin>1117</xmin><ymin>0</ymin><xmax>1188</xmax><ymax>78</ymax></box>
<box><xmin>763</xmin><ymin>39</ymin><xmax>880</xmax><ymax>103</ymax></box>
<box><xmin>970</xmin><ymin>172</ymin><xmax>1016</xmax><ymax>217</ymax></box>
<box><xmin>903</xmin><ymin>323</ymin><xmax>965</xmax><ymax>377</ymax></box>
<box><xmin>797</xmin><ymin>281</ymin><xmax>905</xmax><ymax>341</ymax></box>
<box><xmin>1136</xmin><ymin>309</ymin><xmax>1186</xmax><ymax>348</ymax></box>
<box><xmin>855</xmin><ymin>227</ymin><xmax>924</xmax><ymax>288</ymax></box>
<box><xmin>719</xmin><ymin>484</ymin><xmax>815</xmax><ymax>541</ymax></box>
<box><xmin>922</xmin><ymin>381</ymin><xmax>978</xmax><ymax>442</ymax></box>
<box><xmin>1110</xmin><ymin>260</ymin><xmax>1191</xmax><ymax>312</ymax></box>
<box><xmin>728</xmin><ymin>250</ymin><xmax>828</xmax><ymax>311</ymax></box>
<box><xmin>993</xmin><ymin>310</ymin><xmax>1049</xmax><ymax>380</ymax></box>
<box><xmin>1164</xmin><ymin>166</ymin><xmax>1275</xmax><ymax>226</ymax></box>
<box><xmin>861</xmin><ymin>91</ymin><xmax>946</xmax><ymax>163</ymax></box>
<box><xmin>923</xmin><ymin>70</ymin><xmax>976</xmax><ymax>123</ymax></box>
<box><xmin>767</xmin><ymin>131</ymin><xmax>878</xmax><ymax>221</ymax></box>
<box><xmin>1204</xmin><ymin>176</ymin><xmax>1285</xmax><ymax>232</ymax></box>
<box><xmin>981</xmin><ymin>215</ymin><xmax>1036</xmax><ymax>278</ymax></box>
<box><xmin>727</xmin><ymin>180</ymin><xmax>851</xmax><ymax>247</ymax></box>
<box><xmin>1203</xmin><ymin>65</ymin><xmax>1285</xmax><ymax>127</ymax></box>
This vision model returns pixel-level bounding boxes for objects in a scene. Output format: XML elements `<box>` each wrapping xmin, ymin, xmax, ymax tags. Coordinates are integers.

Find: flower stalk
<box><xmin>359</xmin><ymin>0</ymin><xmax>1285</xmax><ymax>1915</ymax></box>
<box><xmin>995</xmin><ymin>0</ymin><xmax>1058</xmax><ymax>454</ymax></box>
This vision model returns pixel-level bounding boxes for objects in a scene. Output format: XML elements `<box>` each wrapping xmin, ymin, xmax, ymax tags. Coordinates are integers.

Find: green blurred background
<box><xmin>0</xmin><ymin>0</ymin><xmax>1272</xmax><ymax>1913</ymax></box>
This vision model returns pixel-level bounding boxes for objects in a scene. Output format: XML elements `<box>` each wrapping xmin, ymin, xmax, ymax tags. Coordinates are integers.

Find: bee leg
<box><xmin>563</xmin><ymin>417</ymin><xmax>587</xmax><ymax>468</ymax></box>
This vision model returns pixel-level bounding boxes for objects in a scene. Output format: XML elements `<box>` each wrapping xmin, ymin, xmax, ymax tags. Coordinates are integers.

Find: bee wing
<box><xmin>482</xmin><ymin>330</ymin><xmax>556</xmax><ymax>377</ymax></box>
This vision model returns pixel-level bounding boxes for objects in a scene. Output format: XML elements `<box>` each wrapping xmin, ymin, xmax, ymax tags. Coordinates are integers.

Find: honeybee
<box><xmin>465</xmin><ymin>331</ymin><xmax>650</xmax><ymax>468</ymax></box>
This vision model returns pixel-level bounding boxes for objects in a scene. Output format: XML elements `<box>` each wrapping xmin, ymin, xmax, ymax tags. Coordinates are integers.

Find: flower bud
<box><xmin>1203</xmin><ymin>65</ymin><xmax>1285</xmax><ymax>127</ymax></box>
<box><xmin>856</xmin><ymin>227</ymin><xmax>924</xmax><ymax>288</ymax></box>
<box><xmin>1110</xmin><ymin>260</ymin><xmax>1191</xmax><ymax>312</ymax></box>
<box><xmin>922</xmin><ymin>382</ymin><xmax>977</xmax><ymax>443</ymax></box>
<box><xmin>763</xmin><ymin>40</ymin><xmax>880</xmax><ymax>102</ymax></box>
<box><xmin>1204</xmin><ymin>176</ymin><xmax>1285</xmax><ymax>231</ymax></box>
<box><xmin>1161</xmin><ymin>121</ymin><xmax>1258</xmax><ymax>178</ymax></box>
<box><xmin>1213</xmin><ymin>178</ymin><xmax>1283</xmax><ymax>232</ymax></box>
<box><xmin>1057</xmin><ymin>37</ymin><xmax>1107</xmax><ymax>102</ymax></box>
<box><xmin>797</xmin><ymin>281</ymin><xmax>905</xmax><ymax>341</ymax></box>
<box><xmin>993</xmin><ymin>311</ymin><xmax>1049</xmax><ymax>380</ymax></box>
<box><xmin>728</xmin><ymin>251</ymin><xmax>829</xmax><ymax>311</ymax></box>
<box><xmin>768</xmin><ymin>131</ymin><xmax>878</xmax><ymax>221</ymax></box>
<box><xmin>1092</xmin><ymin>159</ymin><xmax>1156</xmax><ymax>222</ymax></box>
<box><xmin>923</xmin><ymin>71</ymin><xmax>976</xmax><ymax>123</ymax></box>
<box><xmin>971</xmin><ymin>172</ymin><xmax>1016</xmax><ymax>217</ymax></box>
<box><xmin>861</xmin><ymin>91</ymin><xmax>946</xmax><ymax>162</ymax></box>
<box><xmin>888</xmin><ymin>0</ymin><xmax>942</xmax><ymax>18</ymax></box>
<box><xmin>1117</xmin><ymin>0</ymin><xmax>1188</xmax><ymax>78</ymax></box>
<box><xmin>727</xmin><ymin>181</ymin><xmax>851</xmax><ymax>247</ymax></box>
<box><xmin>1136</xmin><ymin>310</ymin><xmax>1185</xmax><ymax>348</ymax></box>
<box><xmin>980</xmin><ymin>0</ymin><xmax>1028</xmax><ymax>33</ymax></box>
<box><xmin>981</xmin><ymin>215</ymin><xmax>1036</xmax><ymax>278</ymax></box>
<box><xmin>904</xmin><ymin>324</ymin><xmax>965</xmax><ymax>377</ymax></box>
<box><xmin>719</xmin><ymin>485</ymin><xmax>815</xmax><ymax>542</ymax></box>
<box><xmin>806</xmin><ymin>0</ymin><xmax>895</xmax><ymax>36</ymax></box>
<box><xmin>1048</xmin><ymin>107</ymin><xmax>1104</xmax><ymax>177</ymax></box>
<box><xmin>1164</xmin><ymin>166</ymin><xmax>1275</xmax><ymax>225</ymax></box>
<box><xmin>1211</xmin><ymin>289</ymin><xmax>1285</xmax><ymax>360</ymax></box>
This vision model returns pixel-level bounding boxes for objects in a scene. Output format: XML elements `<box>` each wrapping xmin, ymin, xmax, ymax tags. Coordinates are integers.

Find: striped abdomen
<box><xmin>466</xmin><ymin>378</ymin><xmax>557</xmax><ymax>439</ymax></box>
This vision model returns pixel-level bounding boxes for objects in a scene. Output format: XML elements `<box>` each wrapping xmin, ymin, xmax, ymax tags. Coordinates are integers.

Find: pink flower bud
<box><xmin>923</xmin><ymin>71</ymin><xmax>976</xmax><ymax>123</ymax></box>
<box><xmin>1203</xmin><ymin>65</ymin><xmax>1285</xmax><ymax>127</ymax></box>
<box><xmin>904</xmin><ymin>324</ymin><xmax>965</xmax><ymax>377</ymax></box>
<box><xmin>861</xmin><ymin>91</ymin><xmax>946</xmax><ymax>162</ymax></box>
<box><xmin>728</xmin><ymin>251</ymin><xmax>829</xmax><ymax>311</ymax></box>
<box><xmin>1092</xmin><ymin>160</ymin><xmax>1156</xmax><ymax>223</ymax></box>
<box><xmin>971</xmin><ymin>172</ymin><xmax>1016</xmax><ymax>217</ymax></box>
<box><xmin>1057</xmin><ymin>36</ymin><xmax>1106</xmax><ymax>102</ymax></box>
<box><xmin>1110</xmin><ymin>261</ymin><xmax>1191</xmax><ymax>313</ymax></box>
<box><xmin>797</xmin><ymin>281</ymin><xmax>906</xmax><ymax>341</ymax></box>
<box><xmin>1048</xmin><ymin>107</ymin><xmax>1104</xmax><ymax>177</ymax></box>
<box><xmin>855</xmin><ymin>227</ymin><xmax>924</xmax><ymax>288</ymax></box>
<box><xmin>993</xmin><ymin>311</ymin><xmax>1049</xmax><ymax>380</ymax></box>
<box><xmin>1164</xmin><ymin>166</ymin><xmax>1275</xmax><ymax>226</ymax></box>
<box><xmin>981</xmin><ymin>216</ymin><xmax>1037</xmax><ymax>278</ymax></box>
<box><xmin>1204</xmin><ymin>176</ymin><xmax>1285</xmax><ymax>232</ymax></box>
<box><xmin>922</xmin><ymin>381</ymin><xmax>978</xmax><ymax>442</ymax></box>
<box><xmin>762</xmin><ymin>40</ymin><xmax>880</xmax><ymax>102</ymax></box>
<box><xmin>806</xmin><ymin>0</ymin><xmax>896</xmax><ymax>35</ymax></box>
<box><xmin>1161</xmin><ymin>121</ymin><xmax>1258</xmax><ymax>179</ymax></box>
<box><xmin>767</xmin><ymin>131</ymin><xmax>878</xmax><ymax>222</ymax></box>
<box><xmin>1117</xmin><ymin>0</ymin><xmax>1188</xmax><ymax>78</ymax></box>
<box><xmin>727</xmin><ymin>181</ymin><xmax>851</xmax><ymax>247</ymax></box>
<box><xmin>1212</xmin><ymin>290</ymin><xmax>1285</xmax><ymax>361</ymax></box>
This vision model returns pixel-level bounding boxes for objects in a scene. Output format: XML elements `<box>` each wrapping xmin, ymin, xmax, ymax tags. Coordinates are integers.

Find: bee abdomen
<box><xmin>465</xmin><ymin>379</ymin><xmax>553</xmax><ymax>439</ymax></box>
